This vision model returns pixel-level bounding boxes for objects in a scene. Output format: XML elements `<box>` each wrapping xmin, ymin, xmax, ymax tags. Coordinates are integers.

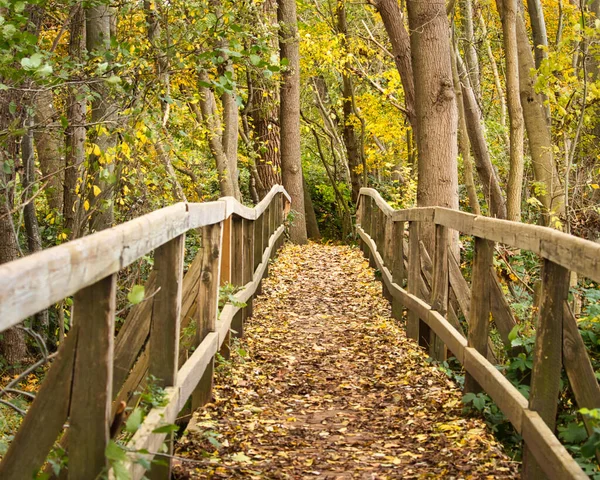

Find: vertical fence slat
<box><xmin>407</xmin><ymin>221</ymin><xmax>425</xmax><ymax>342</ymax></box>
<box><xmin>148</xmin><ymin>234</ymin><xmax>184</xmax><ymax>479</ymax></box>
<box><xmin>523</xmin><ymin>259</ymin><xmax>570</xmax><ymax>480</ymax></box>
<box><xmin>69</xmin><ymin>274</ymin><xmax>116</xmax><ymax>479</ymax></box>
<box><xmin>262</xmin><ymin>204</ymin><xmax>270</xmax><ymax>276</ymax></box>
<box><xmin>192</xmin><ymin>223</ymin><xmax>222</xmax><ymax>410</ymax></box>
<box><xmin>220</xmin><ymin>216</ymin><xmax>232</xmax><ymax>358</ymax></box>
<box><xmin>464</xmin><ymin>237</ymin><xmax>493</xmax><ymax>393</ymax></box>
<box><xmin>391</xmin><ymin>220</ymin><xmax>405</xmax><ymax>321</ymax></box>
<box><xmin>429</xmin><ymin>224</ymin><xmax>449</xmax><ymax>360</ymax></box>
<box><xmin>243</xmin><ymin>218</ymin><xmax>254</xmax><ymax>319</ymax></box>
<box><xmin>231</xmin><ymin>216</ymin><xmax>244</xmax><ymax>338</ymax></box>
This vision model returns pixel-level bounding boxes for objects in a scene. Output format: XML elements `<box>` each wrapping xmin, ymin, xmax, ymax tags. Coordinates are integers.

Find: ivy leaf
<box><xmin>105</xmin><ymin>440</ymin><xmax>127</xmax><ymax>463</ymax></box>
<box><xmin>152</xmin><ymin>423</ymin><xmax>179</xmax><ymax>434</ymax></box>
<box><xmin>127</xmin><ymin>285</ymin><xmax>145</xmax><ymax>305</ymax></box>
<box><xmin>558</xmin><ymin>422</ymin><xmax>588</xmax><ymax>444</ymax></box>
<box><xmin>125</xmin><ymin>407</ymin><xmax>143</xmax><ymax>433</ymax></box>
<box><xmin>21</xmin><ymin>53</ymin><xmax>43</xmax><ymax>70</ymax></box>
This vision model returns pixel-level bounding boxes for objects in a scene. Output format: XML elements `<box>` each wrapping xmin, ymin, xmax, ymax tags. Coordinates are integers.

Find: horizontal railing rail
<box><xmin>0</xmin><ymin>185</ymin><xmax>291</xmax><ymax>480</ymax></box>
<box><xmin>357</xmin><ymin>187</ymin><xmax>598</xmax><ymax>480</ymax></box>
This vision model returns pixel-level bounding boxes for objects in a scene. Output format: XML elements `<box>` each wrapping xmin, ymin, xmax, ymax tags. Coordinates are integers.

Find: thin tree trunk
<box><xmin>86</xmin><ymin>2</ymin><xmax>118</xmax><ymax>232</ymax></box>
<box><xmin>278</xmin><ymin>0</ymin><xmax>307</xmax><ymax>244</ymax></box>
<box><xmin>526</xmin><ymin>0</ymin><xmax>548</xmax><ymax>69</ymax></box>
<box><xmin>337</xmin><ymin>1</ymin><xmax>364</xmax><ymax>204</ymax></box>
<box><xmin>461</xmin><ymin>0</ymin><xmax>481</xmax><ymax>101</ymax></box>
<box><xmin>22</xmin><ymin>117</ymin><xmax>50</xmax><ymax>336</ymax></box>
<box><xmin>496</xmin><ymin>0</ymin><xmax>525</xmax><ymax>222</ymax></box>
<box><xmin>479</xmin><ymin>12</ymin><xmax>507</xmax><ymax>132</ymax></box>
<box><xmin>457</xmin><ymin>51</ymin><xmax>508</xmax><ymax>219</ymax></box>
<box><xmin>64</xmin><ymin>4</ymin><xmax>86</xmax><ymax>239</ymax></box>
<box><xmin>34</xmin><ymin>90</ymin><xmax>64</xmax><ymax>212</ymax></box>
<box><xmin>407</xmin><ymin>0</ymin><xmax>459</xmax><ymax>250</ymax></box>
<box><xmin>303</xmin><ymin>175</ymin><xmax>321</xmax><ymax>240</ymax></box>
<box><xmin>451</xmin><ymin>44</ymin><xmax>481</xmax><ymax>215</ymax></box>
<box><xmin>515</xmin><ymin>12</ymin><xmax>565</xmax><ymax>223</ymax></box>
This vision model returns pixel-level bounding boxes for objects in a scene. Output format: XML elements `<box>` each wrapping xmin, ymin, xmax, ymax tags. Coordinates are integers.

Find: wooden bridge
<box><xmin>0</xmin><ymin>185</ymin><xmax>598</xmax><ymax>479</ymax></box>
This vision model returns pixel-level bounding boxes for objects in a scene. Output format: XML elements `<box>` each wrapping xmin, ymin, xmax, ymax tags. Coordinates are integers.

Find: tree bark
<box><xmin>456</xmin><ymin>51</ymin><xmax>508</xmax><ymax>219</ymax></box>
<box><xmin>407</xmin><ymin>0</ymin><xmax>459</xmax><ymax>249</ymax></box>
<box><xmin>34</xmin><ymin>90</ymin><xmax>64</xmax><ymax>212</ymax></box>
<box><xmin>86</xmin><ymin>2</ymin><xmax>118</xmax><ymax>232</ymax></box>
<box><xmin>370</xmin><ymin>0</ymin><xmax>417</xmax><ymax>128</ymax></box>
<box><xmin>303</xmin><ymin>175</ymin><xmax>321</xmax><ymax>240</ymax></box>
<box><xmin>337</xmin><ymin>1</ymin><xmax>364</xmax><ymax>204</ymax></box>
<box><xmin>526</xmin><ymin>0</ymin><xmax>548</xmax><ymax>69</ymax></box>
<box><xmin>64</xmin><ymin>4</ymin><xmax>87</xmax><ymax>239</ymax></box>
<box><xmin>516</xmin><ymin>12</ymin><xmax>565</xmax><ymax>223</ymax></box>
<box><xmin>461</xmin><ymin>0</ymin><xmax>481</xmax><ymax>101</ymax></box>
<box><xmin>496</xmin><ymin>0</ymin><xmax>525</xmax><ymax>222</ymax></box>
<box><xmin>278</xmin><ymin>0</ymin><xmax>307</xmax><ymax>244</ymax></box>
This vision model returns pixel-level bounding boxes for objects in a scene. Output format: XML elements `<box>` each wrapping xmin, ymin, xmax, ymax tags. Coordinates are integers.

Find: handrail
<box><xmin>0</xmin><ymin>185</ymin><xmax>291</xmax><ymax>480</ymax></box>
<box><xmin>0</xmin><ymin>185</ymin><xmax>291</xmax><ymax>332</ymax></box>
<box><xmin>357</xmin><ymin>188</ymin><xmax>596</xmax><ymax>480</ymax></box>
<box><xmin>358</xmin><ymin>187</ymin><xmax>600</xmax><ymax>283</ymax></box>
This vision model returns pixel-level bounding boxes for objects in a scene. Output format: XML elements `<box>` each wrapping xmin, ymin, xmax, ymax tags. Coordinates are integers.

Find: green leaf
<box><xmin>558</xmin><ymin>422</ymin><xmax>588</xmax><ymax>444</ymax></box>
<box><xmin>125</xmin><ymin>407</ymin><xmax>144</xmax><ymax>433</ymax></box>
<box><xmin>249</xmin><ymin>54</ymin><xmax>261</xmax><ymax>66</ymax></box>
<box><xmin>508</xmin><ymin>325</ymin><xmax>519</xmax><ymax>343</ymax></box>
<box><xmin>106</xmin><ymin>75</ymin><xmax>121</xmax><ymax>85</ymax></box>
<box><xmin>152</xmin><ymin>423</ymin><xmax>179</xmax><ymax>434</ymax></box>
<box><xmin>127</xmin><ymin>285</ymin><xmax>145</xmax><ymax>305</ymax></box>
<box><xmin>105</xmin><ymin>440</ymin><xmax>128</xmax><ymax>463</ymax></box>
<box><xmin>21</xmin><ymin>53</ymin><xmax>43</xmax><ymax>70</ymax></box>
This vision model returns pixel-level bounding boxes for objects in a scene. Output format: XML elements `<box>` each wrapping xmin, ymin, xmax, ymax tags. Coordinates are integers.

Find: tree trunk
<box><xmin>278</xmin><ymin>0</ymin><xmax>307</xmax><ymax>244</ymax></box>
<box><xmin>526</xmin><ymin>0</ymin><xmax>548</xmax><ymax>69</ymax></box>
<box><xmin>461</xmin><ymin>0</ymin><xmax>481</xmax><ymax>101</ymax></box>
<box><xmin>406</xmin><ymin>0</ymin><xmax>459</xmax><ymax>249</ymax></box>
<box><xmin>34</xmin><ymin>90</ymin><xmax>64</xmax><ymax>212</ymax></box>
<box><xmin>303</xmin><ymin>175</ymin><xmax>321</xmax><ymax>240</ymax></box>
<box><xmin>337</xmin><ymin>1</ymin><xmax>364</xmax><ymax>204</ymax></box>
<box><xmin>457</xmin><ymin>51</ymin><xmax>508</xmax><ymax>219</ymax></box>
<box><xmin>451</xmin><ymin>44</ymin><xmax>480</xmax><ymax>215</ymax></box>
<box><xmin>496</xmin><ymin>0</ymin><xmax>524</xmax><ymax>222</ymax></box>
<box><xmin>516</xmin><ymin>12</ymin><xmax>565</xmax><ymax>223</ymax></box>
<box><xmin>86</xmin><ymin>2</ymin><xmax>118</xmax><ymax>232</ymax></box>
<box><xmin>196</xmin><ymin>73</ymin><xmax>237</xmax><ymax>198</ymax></box>
<box><xmin>371</xmin><ymin>0</ymin><xmax>417</xmax><ymax>128</ymax></box>
<box><xmin>22</xmin><ymin>117</ymin><xmax>50</xmax><ymax>336</ymax></box>
<box><xmin>64</xmin><ymin>4</ymin><xmax>87</xmax><ymax>239</ymax></box>
<box><xmin>0</xmin><ymin>92</ymin><xmax>27</xmax><ymax>367</ymax></box>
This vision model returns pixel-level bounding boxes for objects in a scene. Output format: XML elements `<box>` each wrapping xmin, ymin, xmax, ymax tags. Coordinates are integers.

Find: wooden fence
<box><xmin>0</xmin><ymin>185</ymin><xmax>290</xmax><ymax>480</ymax></box>
<box><xmin>357</xmin><ymin>187</ymin><xmax>600</xmax><ymax>480</ymax></box>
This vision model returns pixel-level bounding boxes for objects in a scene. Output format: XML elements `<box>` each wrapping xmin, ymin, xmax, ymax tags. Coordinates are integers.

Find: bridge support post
<box><xmin>407</xmin><ymin>221</ymin><xmax>428</xmax><ymax>345</ymax></box>
<box><xmin>219</xmin><ymin>216</ymin><xmax>232</xmax><ymax>359</ymax></box>
<box><xmin>192</xmin><ymin>223</ymin><xmax>223</xmax><ymax>411</ymax></box>
<box><xmin>429</xmin><ymin>224</ymin><xmax>449</xmax><ymax>361</ymax></box>
<box><xmin>390</xmin><ymin>220</ymin><xmax>405</xmax><ymax>321</ymax></box>
<box><xmin>231</xmin><ymin>216</ymin><xmax>245</xmax><ymax>339</ymax></box>
<box><xmin>148</xmin><ymin>233</ymin><xmax>185</xmax><ymax>479</ymax></box>
<box><xmin>243</xmin><ymin>218</ymin><xmax>254</xmax><ymax>321</ymax></box>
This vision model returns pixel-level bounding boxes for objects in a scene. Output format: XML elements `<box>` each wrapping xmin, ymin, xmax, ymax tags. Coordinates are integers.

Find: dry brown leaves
<box><xmin>173</xmin><ymin>243</ymin><xmax>519</xmax><ymax>479</ymax></box>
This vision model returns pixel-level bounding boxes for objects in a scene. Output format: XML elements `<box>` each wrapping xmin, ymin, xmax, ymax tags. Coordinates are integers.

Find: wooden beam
<box><xmin>69</xmin><ymin>275</ymin><xmax>116</xmax><ymax>479</ymax></box>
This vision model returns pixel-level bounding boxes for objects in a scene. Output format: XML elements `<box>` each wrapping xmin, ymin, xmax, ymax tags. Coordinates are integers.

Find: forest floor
<box><xmin>173</xmin><ymin>243</ymin><xmax>520</xmax><ymax>479</ymax></box>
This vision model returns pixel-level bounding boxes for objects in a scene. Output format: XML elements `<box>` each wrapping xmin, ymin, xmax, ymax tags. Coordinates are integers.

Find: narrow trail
<box><xmin>174</xmin><ymin>243</ymin><xmax>519</xmax><ymax>479</ymax></box>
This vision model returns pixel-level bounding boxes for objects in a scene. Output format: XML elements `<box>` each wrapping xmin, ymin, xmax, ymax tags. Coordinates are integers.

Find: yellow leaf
<box><xmin>84</xmin><ymin>200</ymin><xmax>90</xmax><ymax>211</ymax></box>
<box><xmin>93</xmin><ymin>185</ymin><xmax>102</xmax><ymax>197</ymax></box>
<box><xmin>592</xmin><ymin>184</ymin><xmax>599</xmax><ymax>190</ymax></box>
<box><xmin>93</xmin><ymin>144</ymin><xmax>101</xmax><ymax>156</ymax></box>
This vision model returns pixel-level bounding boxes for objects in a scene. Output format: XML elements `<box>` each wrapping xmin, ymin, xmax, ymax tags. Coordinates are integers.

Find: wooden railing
<box><xmin>0</xmin><ymin>185</ymin><xmax>290</xmax><ymax>480</ymax></box>
<box><xmin>357</xmin><ymin>188</ymin><xmax>600</xmax><ymax>480</ymax></box>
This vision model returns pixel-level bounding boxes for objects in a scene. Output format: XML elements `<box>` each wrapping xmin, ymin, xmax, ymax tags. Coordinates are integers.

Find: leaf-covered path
<box><xmin>174</xmin><ymin>243</ymin><xmax>519</xmax><ymax>479</ymax></box>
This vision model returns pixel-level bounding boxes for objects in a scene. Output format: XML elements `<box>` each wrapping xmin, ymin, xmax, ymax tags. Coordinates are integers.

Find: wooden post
<box><xmin>391</xmin><ymin>220</ymin><xmax>405</xmax><ymax>321</ymax></box>
<box><xmin>407</xmin><ymin>221</ymin><xmax>425</xmax><ymax>342</ymax></box>
<box><xmin>367</xmin><ymin>199</ymin><xmax>376</xmax><ymax>268</ymax></box>
<box><xmin>262</xmin><ymin>205</ymin><xmax>270</xmax><ymax>278</ymax></box>
<box><xmin>523</xmin><ymin>260</ymin><xmax>570</xmax><ymax>480</ymax></box>
<box><xmin>69</xmin><ymin>274</ymin><xmax>116</xmax><ymax>479</ymax></box>
<box><xmin>464</xmin><ymin>237</ymin><xmax>494</xmax><ymax>393</ymax></box>
<box><xmin>254</xmin><ymin>214</ymin><xmax>264</xmax><ymax>295</ymax></box>
<box><xmin>363</xmin><ymin>197</ymin><xmax>372</xmax><ymax>261</ymax></box>
<box><xmin>148</xmin><ymin>234</ymin><xmax>185</xmax><ymax>479</ymax></box>
<box><xmin>382</xmin><ymin>216</ymin><xmax>393</xmax><ymax>301</ymax></box>
<box><xmin>430</xmin><ymin>224</ymin><xmax>449</xmax><ymax>361</ymax></box>
<box><xmin>243</xmin><ymin>218</ymin><xmax>254</xmax><ymax>319</ymax></box>
<box><xmin>219</xmin><ymin>216</ymin><xmax>232</xmax><ymax>359</ymax></box>
<box><xmin>231</xmin><ymin>216</ymin><xmax>244</xmax><ymax>338</ymax></box>
<box><xmin>192</xmin><ymin>223</ymin><xmax>222</xmax><ymax>410</ymax></box>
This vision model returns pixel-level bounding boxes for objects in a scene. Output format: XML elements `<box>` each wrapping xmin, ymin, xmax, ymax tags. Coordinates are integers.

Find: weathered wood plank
<box><xmin>357</xmin><ymin>188</ymin><xmax>395</xmax><ymax>216</ymax></box>
<box><xmin>464</xmin><ymin>237</ymin><xmax>493</xmax><ymax>393</ymax></box>
<box><xmin>192</xmin><ymin>223</ymin><xmax>222</xmax><ymax>409</ymax></box>
<box><xmin>0</xmin><ymin>325</ymin><xmax>79</xmax><ymax>480</ymax></box>
<box><xmin>243</xmin><ymin>219</ymin><xmax>254</xmax><ymax>319</ymax></box>
<box><xmin>521</xmin><ymin>410</ymin><xmax>589</xmax><ymax>480</ymax></box>
<box><xmin>69</xmin><ymin>275</ymin><xmax>116</xmax><ymax>479</ymax></box>
<box><xmin>563</xmin><ymin>303</ymin><xmax>600</xmax><ymax>441</ymax></box>
<box><xmin>523</xmin><ymin>260</ymin><xmax>570</xmax><ymax>480</ymax></box>
<box><xmin>231</xmin><ymin>216</ymin><xmax>244</xmax><ymax>338</ymax></box>
<box><xmin>150</xmin><ymin>234</ymin><xmax>184</xmax><ymax>388</ymax></box>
